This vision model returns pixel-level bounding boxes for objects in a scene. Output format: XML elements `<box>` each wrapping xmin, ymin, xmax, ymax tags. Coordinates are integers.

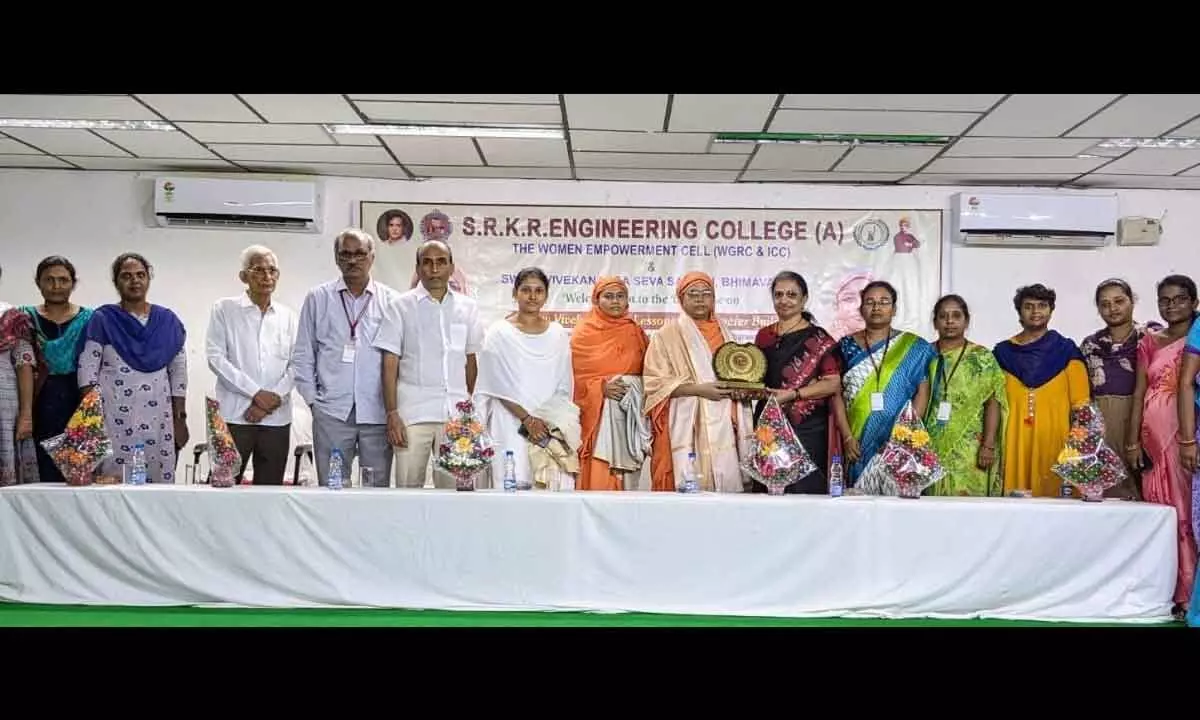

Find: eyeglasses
<box><xmin>247</xmin><ymin>266</ymin><xmax>279</xmax><ymax>277</ymax></box>
<box><xmin>337</xmin><ymin>251</ymin><xmax>371</xmax><ymax>263</ymax></box>
<box><xmin>1158</xmin><ymin>295</ymin><xmax>1193</xmax><ymax>307</ymax></box>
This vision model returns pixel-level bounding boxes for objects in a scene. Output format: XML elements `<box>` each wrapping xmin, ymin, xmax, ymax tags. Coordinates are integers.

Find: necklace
<box><xmin>776</xmin><ymin>317</ymin><xmax>807</xmax><ymax>335</ymax></box>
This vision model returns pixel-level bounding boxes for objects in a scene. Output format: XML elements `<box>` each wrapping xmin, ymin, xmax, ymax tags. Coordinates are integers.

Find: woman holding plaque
<box><xmin>751</xmin><ymin>271</ymin><xmax>841</xmax><ymax>494</ymax></box>
<box><xmin>832</xmin><ymin>280</ymin><xmax>936</xmax><ymax>487</ymax></box>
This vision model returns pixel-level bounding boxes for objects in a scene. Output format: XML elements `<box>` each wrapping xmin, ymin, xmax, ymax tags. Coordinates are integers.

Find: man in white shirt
<box><xmin>205</xmin><ymin>245</ymin><xmax>298</xmax><ymax>485</ymax></box>
<box><xmin>293</xmin><ymin>228</ymin><xmax>401</xmax><ymax>487</ymax></box>
<box><xmin>374</xmin><ymin>240</ymin><xmax>484</xmax><ymax>488</ymax></box>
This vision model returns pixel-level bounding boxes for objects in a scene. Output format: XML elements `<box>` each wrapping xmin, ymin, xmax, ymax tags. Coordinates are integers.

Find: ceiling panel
<box><xmin>667</xmin><ymin>94</ymin><xmax>778</xmax><ymax>133</ymax></box>
<box><xmin>1169</xmin><ymin>117</ymin><xmax>1200</xmax><ymax>136</ymax></box>
<box><xmin>97</xmin><ymin>130</ymin><xmax>218</xmax><ymax>159</ymax></box>
<box><xmin>1071</xmin><ymin>174</ymin><xmax>1200</xmax><ymax>190</ymax></box>
<box><xmin>3</xmin><ymin>128</ymin><xmax>130</xmax><ymax>157</ymax></box>
<box><xmin>380</xmin><ymin>136</ymin><xmax>480</xmax><ymax>165</ymax></box>
<box><xmin>1066</xmin><ymin>94</ymin><xmax>1200</xmax><ymax>138</ymax></box>
<box><xmin>135</xmin><ymin>94</ymin><xmax>260</xmax><ymax>122</ymax></box>
<box><xmin>564</xmin><ymin>94</ymin><xmax>669</xmax><ymax>131</ymax></box>
<box><xmin>476</xmin><ymin>138</ymin><xmax>569</xmax><ymax>167</ymax></box>
<box><xmin>741</xmin><ymin>170</ymin><xmax>907</xmax><ymax>183</ymax></box>
<box><xmin>239</xmin><ymin>162</ymin><xmax>412</xmax><ymax>180</ymax></box>
<box><xmin>238</xmin><ymin>94</ymin><xmax>362</xmax><ymax>124</ymax></box>
<box><xmin>835</xmin><ymin>146</ymin><xmax>941</xmax><ymax>172</ymax></box>
<box><xmin>747</xmin><ymin>144</ymin><xmax>845</xmax><ymax>171</ymax></box>
<box><xmin>0</xmin><ymin>94</ymin><xmax>159</xmax><ymax>120</ymax></box>
<box><xmin>573</xmin><ymin>151</ymin><xmax>746</xmax><ymax>170</ymax></box>
<box><xmin>570</xmin><ymin>130</ymin><xmax>708</xmax><ymax>154</ymax></box>
<box><xmin>410</xmin><ymin>165</ymin><xmax>573</xmax><ymax>180</ymax></box>
<box><xmin>923</xmin><ymin>156</ymin><xmax>1106</xmax><ymax>175</ymax></box>
<box><xmin>348</xmin><ymin>94</ymin><xmax>558</xmax><ymax>105</ymax></box>
<box><xmin>1095</xmin><ymin>148</ymin><xmax>1200</xmax><ymax>175</ymax></box>
<box><xmin>576</xmin><ymin>168</ymin><xmax>740</xmax><ymax>183</ymax></box>
<box><xmin>0</xmin><ymin>136</ymin><xmax>42</xmax><ymax>154</ymax></box>
<box><xmin>782</xmin><ymin>94</ymin><xmax>1003</xmax><ymax>112</ymax></box>
<box><xmin>770</xmin><ymin>109</ymin><xmax>979</xmax><ymax>135</ymax></box>
<box><xmin>177</xmin><ymin>122</ymin><xmax>335</xmax><ymax>145</ymax></box>
<box><xmin>0</xmin><ymin>154</ymin><xmax>74</xmax><ymax>168</ymax></box>
<box><xmin>966</xmin><ymin>94</ymin><xmax>1120</xmax><ymax>138</ymax></box>
<box><xmin>353</xmin><ymin>101</ymin><xmax>561</xmax><ymax>126</ymax></box>
<box><xmin>209</xmin><ymin>143</ymin><xmax>395</xmax><ymax>164</ymax></box>
<box><xmin>1179</xmin><ymin>164</ymin><xmax>1200</xmax><ymax>176</ymax></box>
<box><xmin>61</xmin><ymin>156</ymin><xmax>238</xmax><ymax>171</ymax></box>
<box><xmin>946</xmin><ymin>137</ymin><xmax>1099</xmax><ymax>157</ymax></box>
<box><xmin>902</xmin><ymin>173</ymin><xmax>1082</xmax><ymax>185</ymax></box>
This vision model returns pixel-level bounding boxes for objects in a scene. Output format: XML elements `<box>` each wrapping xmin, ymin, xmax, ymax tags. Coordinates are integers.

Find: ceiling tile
<box><xmin>1066</xmin><ymin>94</ymin><xmax>1200</xmax><ymax>138</ymax></box>
<box><xmin>901</xmin><ymin>173</ymin><xmax>1080</xmax><ymax>185</ymax></box>
<box><xmin>1070</xmin><ymin>174</ymin><xmax>1200</xmax><ymax>190</ymax></box>
<box><xmin>1180</xmin><ymin>164</ymin><xmax>1200</xmax><ymax>176</ymax></box>
<box><xmin>177</xmin><ymin>122</ymin><xmax>335</xmax><ymax>145</ymax></box>
<box><xmin>570</xmin><ymin>130</ymin><xmax>712</xmax><ymax>154</ymax></box>
<box><xmin>353</xmin><ymin>101</ymin><xmax>561</xmax><ymax>126</ymax></box>
<box><xmin>209</xmin><ymin>143</ymin><xmax>394</xmax><ymax>164</ymax></box>
<box><xmin>476</xmin><ymin>138</ymin><xmax>569</xmax><ymax>167</ymax></box>
<box><xmin>770</xmin><ymin>109</ymin><xmax>978</xmax><ymax>135</ymax></box>
<box><xmin>923</xmin><ymin>156</ymin><xmax>1105</xmax><ymax>175</ymax></box>
<box><xmin>575</xmin><ymin>168</ymin><xmax>739</xmax><ymax>183</ymax></box>
<box><xmin>241</xmin><ymin>163</ymin><xmax>413</xmax><ymax>180</ymax></box>
<box><xmin>348</xmin><ymin>94</ymin><xmax>558</xmax><ymax>104</ymax></box>
<box><xmin>782</xmin><ymin>94</ymin><xmax>1003</xmax><ymax>112</ymax></box>
<box><xmin>740</xmin><ymin>170</ymin><xmax>906</xmax><ymax>183</ymax></box>
<box><xmin>746</xmin><ymin>144</ymin><xmax>844</xmax><ymax>171</ymax></box>
<box><xmin>380</xmin><ymin>136</ymin><xmax>480</xmax><ymax>165</ymax></box>
<box><xmin>409</xmin><ymin>166</ymin><xmax>573</xmax><ymax>180</ymax></box>
<box><xmin>835</xmin><ymin>146</ymin><xmax>941</xmax><ymax>172</ymax></box>
<box><xmin>97</xmin><ymin>130</ymin><xmax>217</xmax><ymax>159</ymax></box>
<box><xmin>946</xmin><ymin>137</ymin><xmax>1099</xmax><ymax>157</ymax></box>
<box><xmin>61</xmin><ymin>156</ymin><xmax>238</xmax><ymax>171</ymax></box>
<box><xmin>572</xmin><ymin>151</ymin><xmax>745</xmax><ymax>170</ymax></box>
<box><xmin>3</xmin><ymin>128</ymin><xmax>130</xmax><ymax>156</ymax></box>
<box><xmin>0</xmin><ymin>136</ymin><xmax>42</xmax><ymax>154</ymax></box>
<box><xmin>1169</xmin><ymin>117</ymin><xmax>1200</xmax><ymax>136</ymax></box>
<box><xmin>564</xmin><ymin>94</ymin><xmax>669</xmax><ymax>131</ymax></box>
<box><xmin>0</xmin><ymin>94</ymin><xmax>159</xmax><ymax>120</ymax></box>
<box><xmin>238</xmin><ymin>95</ymin><xmax>362</xmax><ymax>124</ymax></box>
<box><xmin>966</xmin><ymin>94</ymin><xmax>1120</xmax><ymax>137</ymax></box>
<box><xmin>331</xmin><ymin>133</ymin><xmax>384</xmax><ymax>147</ymax></box>
<box><xmin>1096</xmin><ymin>148</ymin><xmax>1200</xmax><ymax>175</ymax></box>
<box><xmin>668</xmin><ymin>94</ymin><xmax>778</xmax><ymax>132</ymax></box>
<box><xmin>0</xmin><ymin>154</ymin><xmax>74</xmax><ymax>168</ymax></box>
<box><xmin>134</xmin><ymin>94</ymin><xmax>260</xmax><ymax>122</ymax></box>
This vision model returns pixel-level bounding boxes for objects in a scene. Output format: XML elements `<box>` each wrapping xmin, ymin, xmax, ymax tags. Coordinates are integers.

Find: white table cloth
<box><xmin>0</xmin><ymin>484</ymin><xmax>1179</xmax><ymax>622</ymax></box>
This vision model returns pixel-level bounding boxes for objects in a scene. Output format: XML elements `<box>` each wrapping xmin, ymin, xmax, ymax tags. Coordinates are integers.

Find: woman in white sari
<box><xmin>475</xmin><ymin>268</ymin><xmax>580</xmax><ymax>490</ymax></box>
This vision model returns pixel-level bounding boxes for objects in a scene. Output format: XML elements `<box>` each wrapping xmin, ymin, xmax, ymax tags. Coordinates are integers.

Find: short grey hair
<box><xmin>334</xmin><ymin>227</ymin><xmax>375</xmax><ymax>253</ymax></box>
<box><xmin>240</xmin><ymin>244</ymin><xmax>278</xmax><ymax>272</ymax></box>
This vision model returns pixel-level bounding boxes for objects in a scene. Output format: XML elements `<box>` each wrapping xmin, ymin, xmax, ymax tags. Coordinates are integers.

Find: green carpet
<box><xmin>0</xmin><ymin>602</ymin><xmax>1183</xmax><ymax>628</ymax></box>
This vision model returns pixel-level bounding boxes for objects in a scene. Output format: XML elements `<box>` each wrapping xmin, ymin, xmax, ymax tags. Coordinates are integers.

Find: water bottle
<box><xmin>1059</xmin><ymin>480</ymin><xmax>1073</xmax><ymax>498</ymax></box>
<box><xmin>127</xmin><ymin>443</ymin><xmax>148</xmax><ymax>485</ymax></box>
<box><xmin>680</xmin><ymin>452</ymin><xmax>700</xmax><ymax>493</ymax></box>
<box><xmin>829</xmin><ymin>454</ymin><xmax>844</xmax><ymax>498</ymax></box>
<box><xmin>328</xmin><ymin>448</ymin><xmax>345</xmax><ymax>490</ymax></box>
<box><xmin>503</xmin><ymin>451</ymin><xmax>517</xmax><ymax>491</ymax></box>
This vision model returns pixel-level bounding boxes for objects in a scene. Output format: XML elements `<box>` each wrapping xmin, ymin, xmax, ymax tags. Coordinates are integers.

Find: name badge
<box><xmin>936</xmin><ymin>401</ymin><xmax>952</xmax><ymax>423</ymax></box>
<box><xmin>342</xmin><ymin>344</ymin><xmax>356</xmax><ymax>363</ymax></box>
<box><xmin>870</xmin><ymin>392</ymin><xmax>885</xmax><ymax>412</ymax></box>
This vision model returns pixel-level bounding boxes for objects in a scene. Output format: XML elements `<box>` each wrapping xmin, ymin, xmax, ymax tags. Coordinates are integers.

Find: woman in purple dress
<box><xmin>78</xmin><ymin>253</ymin><xmax>189</xmax><ymax>483</ymax></box>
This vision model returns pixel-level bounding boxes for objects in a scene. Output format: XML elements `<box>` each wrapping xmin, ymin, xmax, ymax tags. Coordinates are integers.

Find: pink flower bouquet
<box><xmin>205</xmin><ymin>397</ymin><xmax>242</xmax><ymax>488</ymax></box>
<box><xmin>436</xmin><ymin>399</ymin><xmax>496</xmax><ymax>491</ymax></box>
<box><xmin>740</xmin><ymin>395</ymin><xmax>817</xmax><ymax>495</ymax></box>
<box><xmin>1051</xmin><ymin>402</ymin><xmax>1125</xmax><ymax>501</ymax></box>
<box><xmin>858</xmin><ymin>401</ymin><xmax>945</xmax><ymax>498</ymax></box>
<box><xmin>40</xmin><ymin>386</ymin><xmax>113</xmax><ymax>486</ymax></box>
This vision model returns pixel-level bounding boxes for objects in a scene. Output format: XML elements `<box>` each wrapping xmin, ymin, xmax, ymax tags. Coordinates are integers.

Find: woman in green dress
<box><xmin>924</xmin><ymin>294</ymin><xmax>1009</xmax><ymax>496</ymax></box>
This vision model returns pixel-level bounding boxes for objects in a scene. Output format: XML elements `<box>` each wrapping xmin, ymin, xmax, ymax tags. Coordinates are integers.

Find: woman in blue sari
<box><xmin>832</xmin><ymin>281</ymin><xmax>937</xmax><ymax>486</ymax></box>
<box><xmin>21</xmin><ymin>257</ymin><xmax>93</xmax><ymax>484</ymax></box>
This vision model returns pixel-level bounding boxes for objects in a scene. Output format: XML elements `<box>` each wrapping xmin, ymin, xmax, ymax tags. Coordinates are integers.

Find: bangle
<box><xmin>791</xmin><ymin>389</ymin><xmax>802</xmax><ymax>402</ymax></box>
<box><xmin>1178</xmin><ymin>438</ymin><xmax>1197</xmax><ymax>446</ymax></box>
<box><xmin>1125</xmin><ymin>443</ymin><xmax>1140</xmax><ymax>451</ymax></box>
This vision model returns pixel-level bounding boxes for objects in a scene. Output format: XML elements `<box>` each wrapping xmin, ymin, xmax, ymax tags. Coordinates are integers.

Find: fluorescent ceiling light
<box><xmin>1093</xmin><ymin>137</ymin><xmax>1200</xmax><ymax>150</ymax></box>
<box><xmin>0</xmin><ymin>118</ymin><xmax>176</xmax><ymax>131</ymax></box>
<box><xmin>714</xmin><ymin>132</ymin><xmax>951</xmax><ymax>147</ymax></box>
<box><xmin>324</xmin><ymin>123</ymin><xmax>563</xmax><ymax>140</ymax></box>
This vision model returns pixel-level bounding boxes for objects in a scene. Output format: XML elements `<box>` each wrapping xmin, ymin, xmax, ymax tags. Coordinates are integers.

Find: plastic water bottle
<box><xmin>503</xmin><ymin>450</ymin><xmax>517</xmax><ymax>492</ymax></box>
<box><xmin>680</xmin><ymin>452</ymin><xmax>700</xmax><ymax>493</ymax></box>
<box><xmin>1059</xmin><ymin>480</ymin><xmax>1073</xmax><ymax>498</ymax></box>
<box><xmin>328</xmin><ymin>448</ymin><xmax>345</xmax><ymax>490</ymax></box>
<box><xmin>829</xmin><ymin>454</ymin><xmax>844</xmax><ymax>498</ymax></box>
<box><xmin>127</xmin><ymin>444</ymin><xmax>148</xmax><ymax>485</ymax></box>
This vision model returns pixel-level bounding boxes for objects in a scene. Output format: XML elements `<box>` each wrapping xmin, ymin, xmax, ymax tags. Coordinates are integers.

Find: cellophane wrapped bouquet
<box><xmin>205</xmin><ymin>397</ymin><xmax>242</xmax><ymax>488</ymax></box>
<box><xmin>40</xmin><ymin>385</ymin><xmax>112</xmax><ymax>486</ymax></box>
<box><xmin>858</xmin><ymin>401</ymin><xmax>945</xmax><ymax>498</ymax></box>
<box><xmin>1051</xmin><ymin>402</ymin><xmax>1126</xmax><ymax>501</ymax></box>
<box><xmin>436</xmin><ymin>399</ymin><xmax>496</xmax><ymax>491</ymax></box>
<box><xmin>740</xmin><ymin>395</ymin><xmax>817</xmax><ymax>495</ymax></box>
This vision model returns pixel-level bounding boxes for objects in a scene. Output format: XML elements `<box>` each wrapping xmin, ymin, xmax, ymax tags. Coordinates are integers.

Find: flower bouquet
<box><xmin>436</xmin><ymin>399</ymin><xmax>496</xmax><ymax>491</ymax></box>
<box><xmin>857</xmin><ymin>401</ymin><xmax>945</xmax><ymax>498</ymax></box>
<box><xmin>205</xmin><ymin>397</ymin><xmax>242</xmax><ymax>488</ymax></box>
<box><xmin>740</xmin><ymin>395</ymin><xmax>817</xmax><ymax>495</ymax></box>
<box><xmin>40</xmin><ymin>385</ymin><xmax>113</xmax><ymax>486</ymax></box>
<box><xmin>1051</xmin><ymin>402</ymin><xmax>1126</xmax><ymax>501</ymax></box>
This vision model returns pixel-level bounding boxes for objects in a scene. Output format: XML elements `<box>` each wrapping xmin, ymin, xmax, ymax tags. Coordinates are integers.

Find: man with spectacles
<box><xmin>293</xmin><ymin>229</ymin><xmax>402</xmax><ymax>487</ymax></box>
<box><xmin>205</xmin><ymin>245</ymin><xmax>299</xmax><ymax>485</ymax></box>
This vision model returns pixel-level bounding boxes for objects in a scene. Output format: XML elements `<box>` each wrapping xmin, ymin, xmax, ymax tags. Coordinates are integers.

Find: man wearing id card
<box><xmin>374</xmin><ymin>240</ymin><xmax>484</xmax><ymax>489</ymax></box>
<box><xmin>292</xmin><ymin>229</ymin><xmax>402</xmax><ymax>487</ymax></box>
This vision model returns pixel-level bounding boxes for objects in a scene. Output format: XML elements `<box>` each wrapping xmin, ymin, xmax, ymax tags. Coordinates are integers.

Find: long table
<box><xmin>0</xmin><ymin>484</ymin><xmax>1178</xmax><ymax>622</ymax></box>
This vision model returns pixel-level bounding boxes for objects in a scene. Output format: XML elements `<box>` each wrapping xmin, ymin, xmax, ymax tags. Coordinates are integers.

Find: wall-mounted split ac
<box><xmin>152</xmin><ymin>176</ymin><xmax>322</xmax><ymax>233</ymax></box>
<box><xmin>950</xmin><ymin>192</ymin><xmax>1119</xmax><ymax>249</ymax></box>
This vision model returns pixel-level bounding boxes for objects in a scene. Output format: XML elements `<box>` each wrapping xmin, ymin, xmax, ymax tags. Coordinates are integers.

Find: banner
<box><xmin>360</xmin><ymin>203</ymin><xmax>944</xmax><ymax>342</ymax></box>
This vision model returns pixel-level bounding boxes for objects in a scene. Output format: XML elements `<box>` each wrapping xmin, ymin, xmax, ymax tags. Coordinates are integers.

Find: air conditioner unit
<box><xmin>152</xmin><ymin>176</ymin><xmax>321</xmax><ymax>233</ymax></box>
<box><xmin>950</xmin><ymin>192</ymin><xmax>1118</xmax><ymax>249</ymax></box>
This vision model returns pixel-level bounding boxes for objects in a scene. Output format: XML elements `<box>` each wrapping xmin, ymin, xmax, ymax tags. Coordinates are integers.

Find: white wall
<box><xmin>1</xmin><ymin>168</ymin><xmax>1197</xmax><ymax>460</ymax></box>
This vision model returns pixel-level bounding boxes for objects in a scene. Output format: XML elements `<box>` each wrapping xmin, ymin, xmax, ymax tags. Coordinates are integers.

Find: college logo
<box><xmin>853</xmin><ymin>218</ymin><xmax>890</xmax><ymax>251</ymax></box>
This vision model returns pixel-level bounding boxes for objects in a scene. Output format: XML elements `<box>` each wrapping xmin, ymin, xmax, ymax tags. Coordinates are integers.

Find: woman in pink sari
<box><xmin>1128</xmin><ymin>274</ymin><xmax>1198</xmax><ymax>618</ymax></box>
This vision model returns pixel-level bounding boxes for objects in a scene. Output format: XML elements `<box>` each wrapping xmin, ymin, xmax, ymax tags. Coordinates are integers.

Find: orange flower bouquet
<box><xmin>205</xmin><ymin>397</ymin><xmax>242</xmax><ymax>488</ymax></box>
<box><xmin>740</xmin><ymin>395</ymin><xmax>817</xmax><ymax>495</ymax></box>
<box><xmin>436</xmin><ymin>399</ymin><xmax>496</xmax><ymax>491</ymax></box>
<box><xmin>40</xmin><ymin>386</ymin><xmax>113</xmax><ymax>486</ymax></box>
<box><xmin>858</xmin><ymin>400</ymin><xmax>945</xmax><ymax>498</ymax></box>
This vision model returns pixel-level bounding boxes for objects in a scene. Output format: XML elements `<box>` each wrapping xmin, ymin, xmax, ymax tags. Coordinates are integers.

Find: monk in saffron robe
<box><xmin>643</xmin><ymin>272</ymin><xmax>753</xmax><ymax>492</ymax></box>
<box><xmin>570</xmin><ymin>276</ymin><xmax>650</xmax><ymax>491</ymax></box>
